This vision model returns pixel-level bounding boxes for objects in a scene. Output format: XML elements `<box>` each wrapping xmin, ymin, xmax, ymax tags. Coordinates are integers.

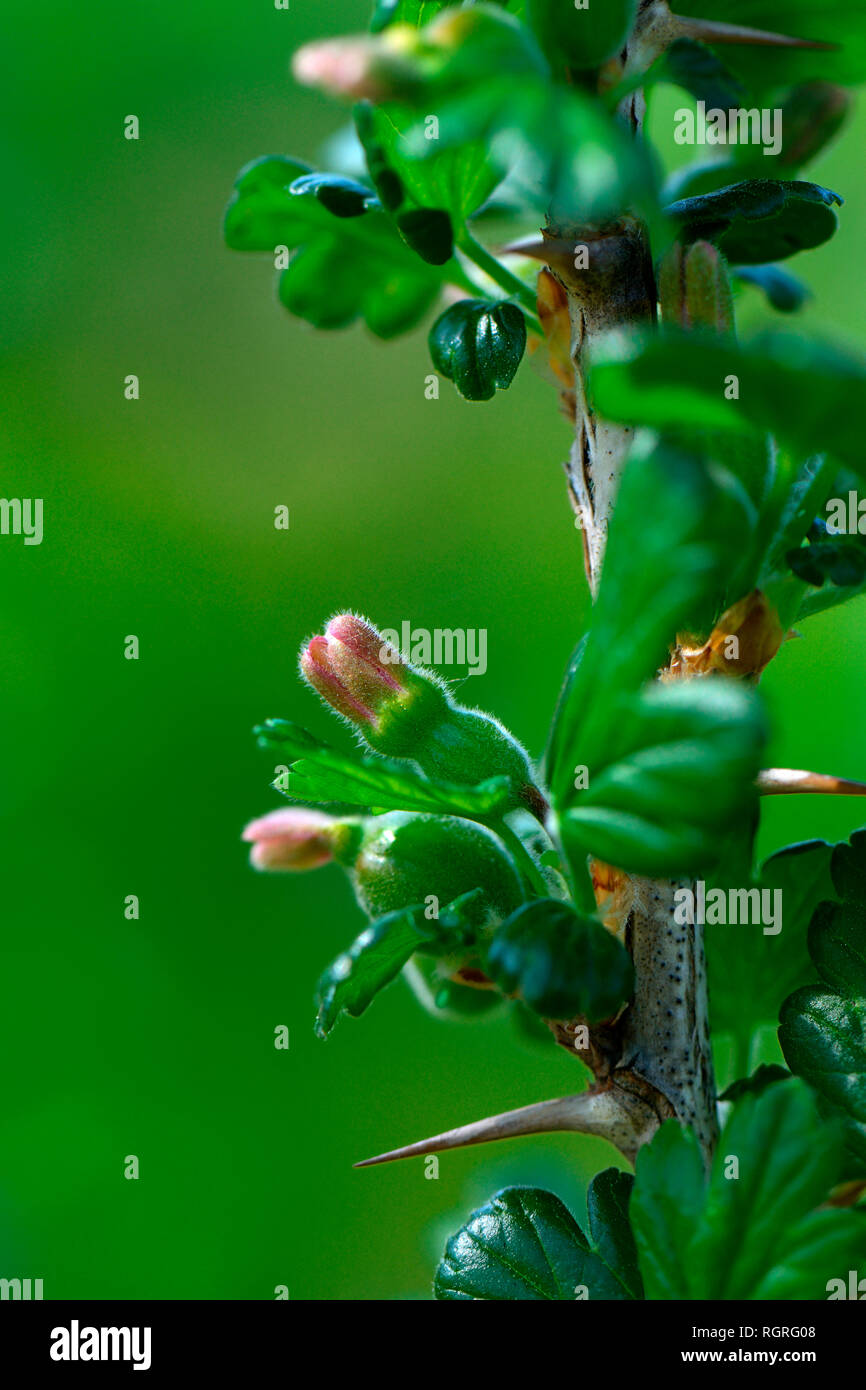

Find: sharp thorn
<box><xmin>354</xmin><ymin>1094</ymin><xmax>605</xmax><ymax>1168</ymax></box>
<box><xmin>499</xmin><ymin>236</ymin><xmax>550</xmax><ymax>261</ymax></box>
<box><xmin>672</xmin><ymin>14</ymin><xmax>837</xmax><ymax>52</ymax></box>
<box><xmin>757</xmin><ymin>767</ymin><xmax>866</xmax><ymax>796</ymax></box>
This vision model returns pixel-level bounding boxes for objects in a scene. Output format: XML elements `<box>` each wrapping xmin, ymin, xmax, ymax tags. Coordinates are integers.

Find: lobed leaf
<box><xmin>632</xmin><ymin>1080</ymin><xmax>866</xmax><ymax>1299</ymax></box>
<box><xmin>256</xmin><ymin>718</ymin><xmax>515</xmax><ymax>817</ymax></box>
<box><xmin>315</xmin><ymin>889</ymin><xmax>486</xmax><ymax>1036</ymax></box>
<box><xmin>719</xmin><ymin>1064</ymin><xmax>791</xmax><ymax>1103</ymax></box>
<box><xmin>780</xmin><ymin>830</ymin><xmax>866</xmax><ymax>1164</ymax></box>
<box><xmin>484</xmin><ymin>898</ymin><xmax>634</xmax><ymax>1021</ymax></box>
<box><xmin>385</xmin><ymin>7</ymin><xmax>657</xmax><ymax>224</ymax></box>
<box><xmin>589</xmin><ymin>330</ymin><xmax>866</xmax><ymax>479</ymax></box>
<box><xmin>706</xmin><ymin>837</ymin><xmax>835</xmax><ymax>1048</ymax></box>
<box><xmin>314</xmin><ymin>903</ymin><xmax>434</xmax><ymax>1037</ymax></box>
<box><xmin>586</xmin><ymin>1170</ymin><xmax>644</xmax><ymax>1301</ymax></box>
<box><xmin>667</xmin><ymin>179</ymin><xmax>842</xmax><ymax>265</ymax></box>
<box><xmin>663</xmin><ymin>83</ymin><xmax>851</xmax><ymax>202</ymax></box>
<box><xmin>224</xmin><ymin>155</ymin><xmax>441</xmax><ymax>337</ymax></box>
<box><xmin>355</xmin><ymin>100</ymin><xmax>500</xmax><ymax>233</ymax></box>
<box><xmin>435</xmin><ymin>1177</ymin><xmax>642</xmax><ymax>1301</ymax></box>
<box><xmin>550</xmin><ymin>441</ymin><xmax>748</xmax><ymax>798</ymax></box>
<box><xmin>560</xmin><ymin>679</ymin><xmax>767</xmax><ymax>878</ymax></box>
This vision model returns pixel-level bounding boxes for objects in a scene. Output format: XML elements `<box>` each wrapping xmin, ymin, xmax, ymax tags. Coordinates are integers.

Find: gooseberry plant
<box><xmin>229</xmin><ymin>1</ymin><xmax>866</xmax><ymax>1299</ymax></box>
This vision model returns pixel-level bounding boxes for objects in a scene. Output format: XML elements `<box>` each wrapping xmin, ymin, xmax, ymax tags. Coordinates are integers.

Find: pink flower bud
<box><xmin>299</xmin><ymin>614</ymin><xmax>413</xmax><ymax>732</ymax></box>
<box><xmin>291</xmin><ymin>35</ymin><xmax>421</xmax><ymax>103</ymax></box>
<box><xmin>242</xmin><ymin>807</ymin><xmax>337</xmax><ymax>872</ymax></box>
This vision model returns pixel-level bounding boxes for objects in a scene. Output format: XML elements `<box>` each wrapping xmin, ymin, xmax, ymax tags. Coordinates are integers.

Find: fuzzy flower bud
<box><xmin>300</xmin><ymin>613</ymin><xmax>441</xmax><ymax>742</ymax></box>
<box><xmin>300</xmin><ymin>613</ymin><xmax>541</xmax><ymax>810</ymax></box>
<box><xmin>659</xmin><ymin>239</ymin><xmax>735</xmax><ymax>337</ymax></box>
<box><xmin>243</xmin><ymin>807</ymin><xmax>351</xmax><ymax>872</ymax></box>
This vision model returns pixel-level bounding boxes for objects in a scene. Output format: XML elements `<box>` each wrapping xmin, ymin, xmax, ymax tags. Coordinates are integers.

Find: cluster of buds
<box><xmin>300</xmin><ymin>614</ymin><xmax>542</xmax><ymax>812</ymax></box>
<box><xmin>243</xmin><ymin>805</ymin><xmax>527</xmax><ymax>1024</ymax></box>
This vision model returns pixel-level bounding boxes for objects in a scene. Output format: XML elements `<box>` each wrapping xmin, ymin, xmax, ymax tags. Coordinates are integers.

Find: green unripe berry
<box><xmin>346</xmin><ymin>811</ymin><xmax>526</xmax><ymax>923</ymax></box>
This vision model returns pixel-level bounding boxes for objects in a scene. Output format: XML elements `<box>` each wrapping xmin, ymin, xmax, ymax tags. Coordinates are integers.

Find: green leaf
<box><xmin>314</xmin><ymin>903</ymin><xmax>435</xmax><ymax>1037</ymax></box>
<box><xmin>390</xmin><ymin>8</ymin><xmax>656</xmax><ymax>224</ymax></box>
<box><xmin>662</xmin><ymin>84</ymin><xmax>851</xmax><ymax>200</ymax></box>
<box><xmin>787</xmin><ymin>517</ymin><xmax>866</xmax><ymax>589</ymax></box>
<box><xmin>371</xmin><ymin>0</ymin><xmax>519</xmax><ymax>29</ymax></box>
<box><xmin>393</xmin><ymin>206</ymin><xmax>453</xmax><ymax>264</ymax></box>
<box><xmin>585</xmin><ymin>1170</ymin><xmax>645</xmax><ymax>1301</ymax></box>
<box><xmin>542</xmin><ymin>634</ymin><xmax>586</xmax><ymax>788</ymax></box>
<box><xmin>527</xmin><ymin>0</ymin><xmax>637</xmax><ymax>74</ymax></box>
<box><xmin>692</xmin><ymin>1081</ymin><xmax>856</xmax><ymax>1299</ymax></box>
<box><xmin>485</xmin><ymin>899</ymin><xmax>634</xmax><ymax>1021</ymax></box>
<box><xmin>224</xmin><ymin>155</ymin><xmax>313</xmax><ymax>248</ymax></box>
<box><xmin>429</xmin><ymin>298</ymin><xmax>526</xmax><ymax>400</ymax></box>
<box><xmin>434</xmin><ymin>1183</ymin><xmax>641</xmax><ymax>1300</ymax></box>
<box><xmin>224</xmin><ymin>156</ymin><xmax>440</xmax><ymax>337</ymax></box>
<box><xmin>797</xmin><ymin>574</ymin><xmax>866</xmax><ymax>620</ymax></box>
<box><xmin>370</xmin><ymin>0</ymin><xmax>447</xmax><ymax>31</ymax></box>
<box><xmin>631</xmin><ymin>1121</ymin><xmax>706</xmax><ymax>1299</ymax></box>
<box><xmin>733</xmin><ymin>263</ymin><xmax>809</xmax><ymax>312</ymax></box>
<box><xmin>719</xmin><ymin>1064</ymin><xmax>791</xmax><ymax>1103</ymax></box>
<box><xmin>633</xmin><ymin>1080</ymin><xmax>866</xmax><ymax>1299</ymax></box>
<box><xmin>548</xmin><ymin>439</ymin><xmax>769</xmax><ymax>880</ymax></box>
<box><xmin>590</xmin><ymin>331</ymin><xmax>866</xmax><ymax>479</ymax></box>
<box><xmin>355</xmin><ymin>101</ymin><xmax>500</xmax><ymax>232</ymax></box>
<box><xmin>288</xmin><ymin>172</ymin><xmax>378</xmax><ymax>218</ymax></box>
<box><xmin>652</xmin><ymin>37</ymin><xmax>744</xmax><ymax>108</ymax></box>
<box><xmin>667</xmin><ymin>180</ymin><xmax>842</xmax><ymax>264</ymax></box>
<box><xmin>560</xmin><ymin>679</ymin><xmax>767</xmax><ymax>878</ymax></box>
<box><xmin>780</xmin><ymin>830</ymin><xmax>866</xmax><ymax>1163</ymax></box>
<box><xmin>671</xmin><ymin>0</ymin><xmax>866</xmax><ymax>90</ymax></box>
<box><xmin>254</xmin><ymin>719</ymin><xmax>329</xmax><ymax>759</ymax></box>
<box><xmin>256</xmin><ymin>719</ymin><xmax>515</xmax><ymax>818</ymax></box>
<box><xmin>759</xmin><ymin>459</ymin><xmax>866</xmax><ymax>625</ymax></box>
<box><xmin>707</xmin><ymin>838</ymin><xmax>835</xmax><ymax>1048</ymax></box>
<box><xmin>789</xmin><ymin>539</ymin><xmax>866</xmax><ymax>588</ymax></box>
<box><xmin>756</xmin><ymin>452</ymin><xmax>837</xmax><ymax>612</ymax></box>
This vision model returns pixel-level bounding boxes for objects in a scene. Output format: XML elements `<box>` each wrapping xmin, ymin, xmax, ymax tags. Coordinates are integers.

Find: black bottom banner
<box><xmin>0</xmin><ymin>1298</ymin><xmax>861</xmax><ymax>1376</ymax></box>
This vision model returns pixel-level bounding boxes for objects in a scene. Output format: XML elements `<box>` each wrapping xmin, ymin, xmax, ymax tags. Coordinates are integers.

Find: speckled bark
<box><xmin>617</xmin><ymin>878</ymin><xmax>718</xmax><ymax>1158</ymax></box>
<box><xmin>543</xmin><ymin>217</ymin><xmax>657</xmax><ymax>595</ymax></box>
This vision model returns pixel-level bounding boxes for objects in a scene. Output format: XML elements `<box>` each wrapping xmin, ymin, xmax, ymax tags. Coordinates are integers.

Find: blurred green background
<box><xmin>2</xmin><ymin>0</ymin><xmax>865</xmax><ymax>1299</ymax></box>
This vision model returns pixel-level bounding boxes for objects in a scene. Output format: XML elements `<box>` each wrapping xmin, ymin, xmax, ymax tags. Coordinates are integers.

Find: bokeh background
<box><xmin>2</xmin><ymin>0</ymin><xmax>865</xmax><ymax>1299</ymax></box>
